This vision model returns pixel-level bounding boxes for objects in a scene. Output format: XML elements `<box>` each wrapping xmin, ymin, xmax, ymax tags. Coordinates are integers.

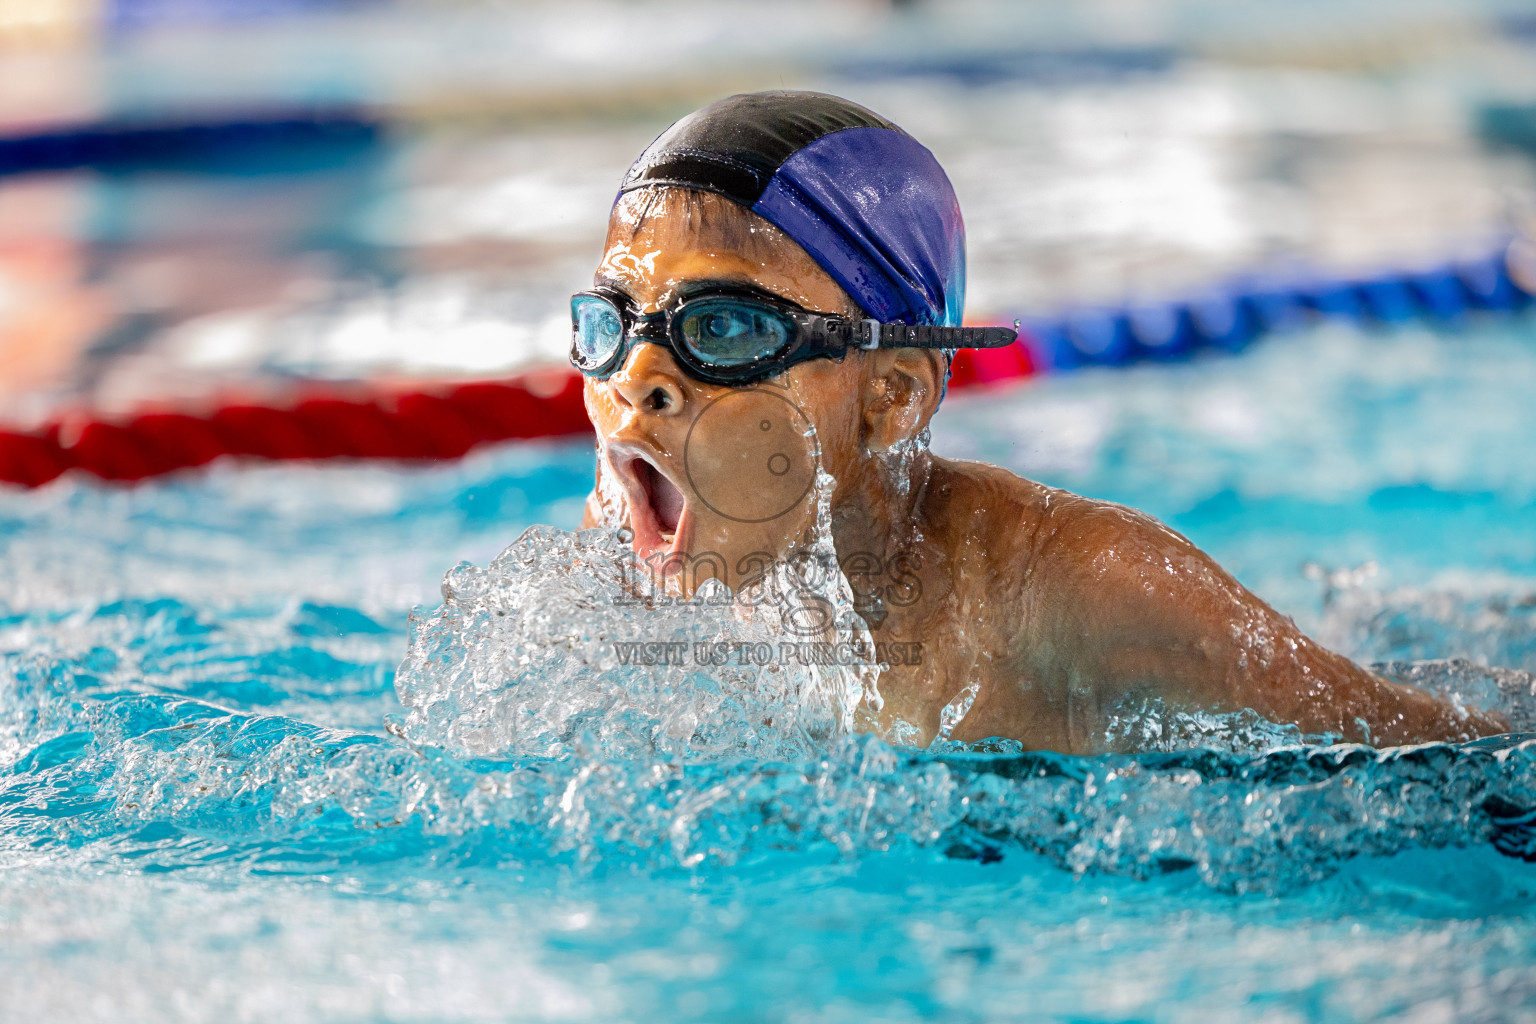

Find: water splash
<box><xmin>6</xmin><ymin>519</ymin><xmax>1535</xmax><ymax>895</ymax></box>
<box><xmin>1320</xmin><ymin>579</ymin><xmax>1536</xmax><ymax>673</ymax></box>
<box><xmin>1100</xmin><ymin>698</ymin><xmax>1311</xmax><ymax>754</ymax></box>
<box><xmin>934</xmin><ymin>682</ymin><xmax>980</xmax><ymax>743</ymax></box>
<box><xmin>6</xmin><ymin>682</ymin><xmax>1534</xmax><ymax>894</ymax></box>
<box><xmin>390</xmin><ymin>525</ymin><xmax>875</xmax><ymax>762</ymax></box>
<box><xmin>1372</xmin><ymin>659</ymin><xmax>1536</xmax><ymax>734</ymax></box>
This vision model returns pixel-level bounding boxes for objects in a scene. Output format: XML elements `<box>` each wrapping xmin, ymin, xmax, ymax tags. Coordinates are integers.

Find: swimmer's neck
<box><xmin>828</xmin><ymin>446</ymin><xmax>936</xmax><ymax>565</ymax></box>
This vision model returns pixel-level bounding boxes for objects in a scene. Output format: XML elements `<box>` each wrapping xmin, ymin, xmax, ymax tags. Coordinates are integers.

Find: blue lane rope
<box><xmin>0</xmin><ymin>110</ymin><xmax>382</xmax><ymax>178</ymax></box>
<box><xmin>1022</xmin><ymin>241</ymin><xmax>1535</xmax><ymax>373</ymax></box>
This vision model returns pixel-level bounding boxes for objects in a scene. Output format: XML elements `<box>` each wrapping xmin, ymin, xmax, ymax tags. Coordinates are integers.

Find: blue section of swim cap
<box><xmin>751</xmin><ymin>126</ymin><xmax>966</xmax><ymax>327</ymax></box>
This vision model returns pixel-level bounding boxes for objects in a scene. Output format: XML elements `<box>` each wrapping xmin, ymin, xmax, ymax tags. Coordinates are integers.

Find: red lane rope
<box><xmin>948</xmin><ymin>339</ymin><xmax>1037</xmax><ymax>388</ymax></box>
<box><xmin>0</xmin><ymin>373</ymin><xmax>594</xmax><ymax>487</ymax></box>
<box><xmin>0</xmin><ymin>343</ymin><xmax>1038</xmax><ymax>489</ymax></box>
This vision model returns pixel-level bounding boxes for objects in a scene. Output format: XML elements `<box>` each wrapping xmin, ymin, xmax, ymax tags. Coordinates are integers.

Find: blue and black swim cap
<box><xmin>617</xmin><ymin>91</ymin><xmax>966</xmax><ymax>330</ymax></box>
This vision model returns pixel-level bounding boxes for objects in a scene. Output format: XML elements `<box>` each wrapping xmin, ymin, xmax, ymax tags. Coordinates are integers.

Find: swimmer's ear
<box><xmin>860</xmin><ymin>348</ymin><xmax>945</xmax><ymax>454</ymax></box>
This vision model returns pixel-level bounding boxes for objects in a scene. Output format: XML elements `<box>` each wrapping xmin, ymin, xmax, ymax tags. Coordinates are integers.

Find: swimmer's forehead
<box><xmin>596</xmin><ymin>188</ymin><xmax>857</xmax><ymax>316</ymax></box>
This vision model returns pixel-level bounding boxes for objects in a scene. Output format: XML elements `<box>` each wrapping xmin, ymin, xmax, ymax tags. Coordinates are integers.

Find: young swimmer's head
<box><xmin>575</xmin><ymin>91</ymin><xmax>1012</xmax><ymax>592</ymax></box>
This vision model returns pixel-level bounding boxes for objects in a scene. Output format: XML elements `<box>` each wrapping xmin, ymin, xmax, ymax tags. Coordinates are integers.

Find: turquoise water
<box><xmin>3</xmin><ymin>320</ymin><xmax>1536</xmax><ymax>1021</ymax></box>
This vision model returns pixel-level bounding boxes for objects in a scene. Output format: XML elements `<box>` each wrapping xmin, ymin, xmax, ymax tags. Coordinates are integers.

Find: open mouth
<box><xmin>607</xmin><ymin>446</ymin><xmax>692</xmax><ymax>564</ymax></box>
<box><xmin>635</xmin><ymin>459</ymin><xmax>685</xmax><ymax>538</ymax></box>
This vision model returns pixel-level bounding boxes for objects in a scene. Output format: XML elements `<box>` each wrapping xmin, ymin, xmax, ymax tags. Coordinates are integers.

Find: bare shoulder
<box><xmin>923</xmin><ymin>456</ymin><xmax>1228</xmax><ymax>606</ymax></box>
<box><xmin>1029</xmin><ymin>488</ymin><xmax>1244</xmax><ymax>614</ymax></box>
<box><xmin>925</xmin><ymin>457</ymin><xmax>1255</xmax><ymax>692</ymax></box>
<box><xmin>1019</xmin><ymin>485</ymin><xmax>1276</xmax><ymax>675</ymax></box>
<box><xmin>913</xmin><ymin>457</ymin><xmax>1238</xmax><ymax>651</ymax></box>
<box><xmin>921</xmin><ymin>456</ymin><xmax>1058</xmax><ymax>566</ymax></box>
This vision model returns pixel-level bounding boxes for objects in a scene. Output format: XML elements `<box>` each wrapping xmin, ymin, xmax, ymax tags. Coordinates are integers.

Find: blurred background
<box><xmin>2</xmin><ymin>0</ymin><xmax>1536</xmax><ymax>429</ymax></box>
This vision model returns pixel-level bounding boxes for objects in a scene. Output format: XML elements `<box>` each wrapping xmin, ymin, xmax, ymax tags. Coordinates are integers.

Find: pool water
<box><xmin>3</xmin><ymin>318</ymin><xmax>1536</xmax><ymax>1022</ymax></box>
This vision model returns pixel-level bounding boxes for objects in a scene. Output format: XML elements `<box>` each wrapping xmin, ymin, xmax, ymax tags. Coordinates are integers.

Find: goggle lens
<box><xmin>571</xmin><ymin>294</ymin><xmax>625</xmax><ymax>371</ymax></box>
<box><xmin>676</xmin><ymin>297</ymin><xmax>795</xmax><ymax>367</ymax></box>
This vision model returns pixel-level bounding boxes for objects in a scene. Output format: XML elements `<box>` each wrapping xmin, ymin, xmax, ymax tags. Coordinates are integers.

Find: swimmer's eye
<box><xmin>702</xmin><ymin>312</ymin><xmax>736</xmax><ymax>339</ymax></box>
<box><xmin>677</xmin><ymin>299</ymin><xmax>793</xmax><ymax>366</ymax></box>
<box><xmin>571</xmin><ymin>295</ymin><xmax>626</xmax><ymax>369</ymax></box>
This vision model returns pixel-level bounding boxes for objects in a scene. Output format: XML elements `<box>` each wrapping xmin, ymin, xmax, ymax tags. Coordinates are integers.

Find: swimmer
<box><xmin>576</xmin><ymin>90</ymin><xmax>1508</xmax><ymax>751</ymax></box>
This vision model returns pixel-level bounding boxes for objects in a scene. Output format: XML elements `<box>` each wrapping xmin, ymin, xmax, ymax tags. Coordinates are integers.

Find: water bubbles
<box><xmin>935</xmin><ymin>682</ymin><xmax>979</xmax><ymax>743</ymax></box>
<box><xmin>392</xmin><ymin>525</ymin><xmax>875</xmax><ymax>762</ymax></box>
<box><xmin>1102</xmin><ymin>697</ymin><xmax>1311</xmax><ymax>754</ymax></box>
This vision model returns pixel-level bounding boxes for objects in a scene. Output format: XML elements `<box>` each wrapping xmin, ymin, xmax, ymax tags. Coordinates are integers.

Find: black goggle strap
<box><xmin>843</xmin><ymin>320</ymin><xmax>1018</xmax><ymax>351</ymax></box>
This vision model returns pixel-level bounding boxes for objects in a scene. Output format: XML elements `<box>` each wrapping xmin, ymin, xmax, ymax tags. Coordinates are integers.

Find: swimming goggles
<box><xmin>570</xmin><ymin>283</ymin><xmax>1018</xmax><ymax>386</ymax></box>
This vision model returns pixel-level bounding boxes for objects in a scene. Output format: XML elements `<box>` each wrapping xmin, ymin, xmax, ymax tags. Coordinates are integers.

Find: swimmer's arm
<box><xmin>1036</xmin><ymin>503</ymin><xmax>1508</xmax><ymax>746</ymax></box>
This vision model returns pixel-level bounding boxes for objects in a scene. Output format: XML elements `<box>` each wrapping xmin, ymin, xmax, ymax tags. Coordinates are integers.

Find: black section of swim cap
<box><xmin>618</xmin><ymin>91</ymin><xmax>902</xmax><ymax>206</ymax></box>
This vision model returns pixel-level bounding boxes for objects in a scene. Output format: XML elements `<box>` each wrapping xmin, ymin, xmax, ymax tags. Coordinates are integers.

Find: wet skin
<box><xmin>580</xmin><ymin>189</ymin><xmax>1509</xmax><ymax>751</ymax></box>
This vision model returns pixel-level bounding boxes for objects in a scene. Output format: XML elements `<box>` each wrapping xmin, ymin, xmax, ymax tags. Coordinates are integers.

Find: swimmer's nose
<box><xmin>610</xmin><ymin>342</ymin><xmax>686</xmax><ymax>416</ymax></box>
